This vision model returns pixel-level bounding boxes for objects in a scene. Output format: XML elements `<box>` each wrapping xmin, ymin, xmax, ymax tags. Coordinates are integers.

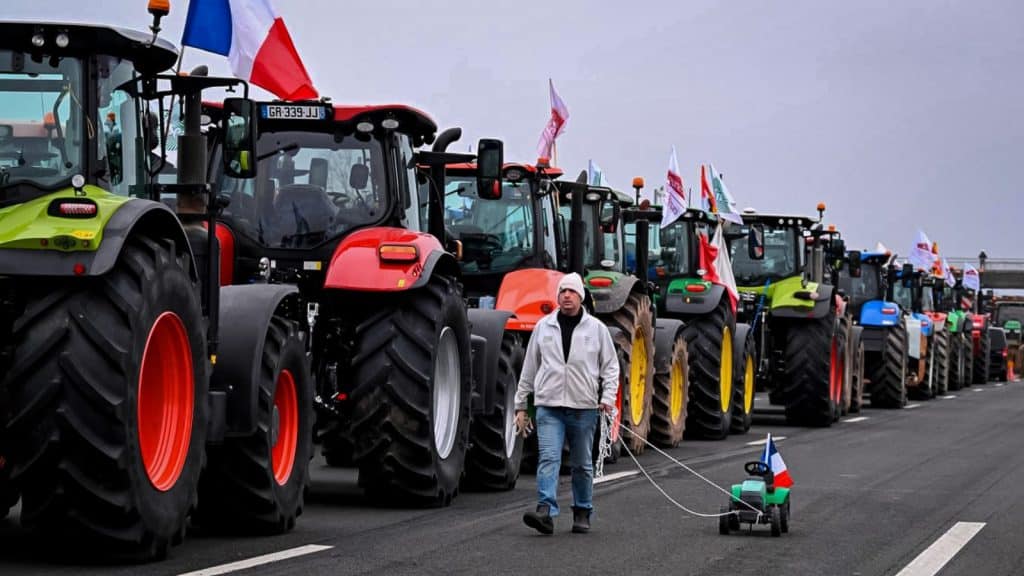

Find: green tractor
<box><xmin>625</xmin><ymin>203</ymin><xmax>753</xmax><ymax>441</ymax></box>
<box><xmin>0</xmin><ymin>14</ymin><xmax>314</xmax><ymax>560</ymax></box>
<box><xmin>726</xmin><ymin>207</ymin><xmax>852</xmax><ymax>426</ymax></box>
<box><xmin>943</xmin><ymin>268</ymin><xmax>976</xmax><ymax>388</ymax></box>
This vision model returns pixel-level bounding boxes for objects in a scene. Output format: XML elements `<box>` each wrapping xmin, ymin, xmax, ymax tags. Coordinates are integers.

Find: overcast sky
<box><xmin>8</xmin><ymin>0</ymin><xmax>1022</xmax><ymax>260</ymax></box>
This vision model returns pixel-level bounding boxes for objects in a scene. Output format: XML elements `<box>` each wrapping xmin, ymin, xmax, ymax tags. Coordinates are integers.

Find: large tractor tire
<box><xmin>972</xmin><ymin>329</ymin><xmax>991</xmax><ymax>385</ymax></box>
<box><xmin>835</xmin><ymin>313</ymin><xmax>851</xmax><ymax>419</ymax></box>
<box><xmin>961</xmin><ymin>336</ymin><xmax>974</xmax><ymax>388</ymax></box>
<box><xmin>2</xmin><ymin>237</ymin><xmax>208</xmax><ymax>560</ymax></box>
<box><xmin>869</xmin><ymin>321</ymin><xmax>908</xmax><ymax>408</ymax></box>
<box><xmin>463</xmin><ymin>333</ymin><xmax>524</xmax><ymax>491</ymax></box>
<box><xmin>927</xmin><ymin>329</ymin><xmax>950</xmax><ymax>397</ymax></box>
<box><xmin>781</xmin><ymin>309</ymin><xmax>842</xmax><ymax>426</ymax></box>
<box><xmin>194</xmin><ymin>316</ymin><xmax>313</xmax><ymax>534</ymax></box>
<box><xmin>848</xmin><ymin>327</ymin><xmax>866</xmax><ymax>414</ymax></box>
<box><xmin>649</xmin><ymin>332</ymin><xmax>688</xmax><ymax>448</ymax></box>
<box><xmin>946</xmin><ymin>332</ymin><xmax>963</xmax><ymax>391</ymax></box>
<box><xmin>349</xmin><ymin>276</ymin><xmax>472</xmax><ymax>507</ymax></box>
<box><xmin>730</xmin><ymin>324</ymin><xmax>755</xmax><ymax>435</ymax></box>
<box><xmin>602</xmin><ymin>292</ymin><xmax>655</xmax><ymax>455</ymax></box>
<box><xmin>682</xmin><ymin>297</ymin><xmax>733</xmax><ymax>440</ymax></box>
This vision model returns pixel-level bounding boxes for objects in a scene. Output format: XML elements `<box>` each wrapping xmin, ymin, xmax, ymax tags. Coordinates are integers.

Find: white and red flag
<box><xmin>699</xmin><ymin>223</ymin><xmax>739</xmax><ymax>315</ymax></box>
<box><xmin>760</xmin><ymin>433</ymin><xmax>793</xmax><ymax>488</ymax></box>
<box><xmin>661</xmin><ymin>146</ymin><xmax>687</xmax><ymax>228</ymax></box>
<box><xmin>536</xmin><ymin>79</ymin><xmax>570</xmax><ymax>159</ymax></box>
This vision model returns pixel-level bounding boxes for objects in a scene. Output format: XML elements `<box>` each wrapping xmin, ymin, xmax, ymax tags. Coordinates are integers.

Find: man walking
<box><xmin>515</xmin><ymin>272</ymin><xmax>620</xmax><ymax>534</ymax></box>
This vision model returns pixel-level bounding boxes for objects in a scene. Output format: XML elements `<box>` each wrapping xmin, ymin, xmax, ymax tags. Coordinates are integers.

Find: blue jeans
<box><xmin>535</xmin><ymin>406</ymin><xmax>599</xmax><ymax>517</ymax></box>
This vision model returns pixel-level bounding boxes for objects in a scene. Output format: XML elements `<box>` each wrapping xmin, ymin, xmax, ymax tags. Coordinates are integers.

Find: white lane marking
<box><xmin>906</xmin><ymin>404</ymin><xmax>921</xmax><ymax>410</ymax></box>
<box><xmin>894</xmin><ymin>522</ymin><xmax>985</xmax><ymax>576</ymax></box>
<box><xmin>843</xmin><ymin>416</ymin><xmax>869</xmax><ymax>423</ymax></box>
<box><xmin>973</xmin><ymin>388</ymin><xmax>985</xmax><ymax>392</ymax></box>
<box><xmin>746</xmin><ymin>436</ymin><xmax>786</xmax><ymax>446</ymax></box>
<box><xmin>177</xmin><ymin>545</ymin><xmax>333</xmax><ymax>576</ymax></box>
<box><xmin>941</xmin><ymin>395</ymin><xmax>957</xmax><ymax>400</ymax></box>
<box><xmin>995</xmin><ymin>383</ymin><xmax>1005</xmax><ymax>387</ymax></box>
<box><xmin>595</xmin><ymin>470</ymin><xmax>640</xmax><ymax>484</ymax></box>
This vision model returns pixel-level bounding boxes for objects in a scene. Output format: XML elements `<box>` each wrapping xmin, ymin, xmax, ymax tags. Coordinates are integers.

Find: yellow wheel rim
<box><xmin>743</xmin><ymin>354</ymin><xmax>754</xmax><ymax>413</ymax></box>
<box><xmin>670</xmin><ymin>355</ymin><xmax>685</xmax><ymax>424</ymax></box>
<box><xmin>630</xmin><ymin>333</ymin><xmax>648</xmax><ymax>425</ymax></box>
<box><xmin>720</xmin><ymin>326</ymin><xmax>733</xmax><ymax>413</ymax></box>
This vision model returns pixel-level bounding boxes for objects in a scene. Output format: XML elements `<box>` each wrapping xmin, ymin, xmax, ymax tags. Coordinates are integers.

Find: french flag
<box><xmin>761</xmin><ymin>433</ymin><xmax>793</xmax><ymax>488</ymax></box>
<box><xmin>182</xmin><ymin>0</ymin><xmax>318</xmax><ymax>101</ymax></box>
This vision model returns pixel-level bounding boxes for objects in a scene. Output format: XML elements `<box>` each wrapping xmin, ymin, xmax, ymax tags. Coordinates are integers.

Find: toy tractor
<box><xmin>720</xmin><ymin>461</ymin><xmax>790</xmax><ymax>537</ymax></box>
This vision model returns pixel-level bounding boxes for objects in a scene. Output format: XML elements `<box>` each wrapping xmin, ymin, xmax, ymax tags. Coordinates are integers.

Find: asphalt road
<box><xmin>2</xmin><ymin>381</ymin><xmax>1022</xmax><ymax>576</ymax></box>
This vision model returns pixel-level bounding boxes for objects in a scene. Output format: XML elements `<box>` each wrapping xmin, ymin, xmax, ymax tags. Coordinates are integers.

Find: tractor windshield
<box><xmin>839</xmin><ymin>262</ymin><xmax>883</xmax><ymax>307</ymax></box>
<box><xmin>729</xmin><ymin>224</ymin><xmax>801</xmax><ymax>285</ymax></box>
<box><xmin>995</xmin><ymin>304</ymin><xmax>1024</xmax><ymax>326</ymax></box>
<box><xmin>627</xmin><ymin>218</ymin><xmax>692</xmax><ymax>277</ymax></box>
<box><xmin>893</xmin><ymin>282</ymin><xmax>913</xmax><ymax>311</ymax></box>
<box><xmin>0</xmin><ymin>51</ymin><xmax>85</xmax><ymax>201</ymax></box>
<box><xmin>444</xmin><ymin>176</ymin><xmax>536</xmax><ymax>274</ymax></box>
<box><xmin>217</xmin><ymin>130</ymin><xmax>388</xmax><ymax>249</ymax></box>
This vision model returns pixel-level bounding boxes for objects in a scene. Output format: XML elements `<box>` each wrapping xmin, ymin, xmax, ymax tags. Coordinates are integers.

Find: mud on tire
<box><xmin>2</xmin><ymin>237</ymin><xmax>208</xmax><ymax>560</ymax></box>
<box><xmin>349</xmin><ymin>276</ymin><xmax>472</xmax><ymax>507</ymax></box>
<box><xmin>195</xmin><ymin>316</ymin><xmax>313</xmax><ymax>533</ymax></box>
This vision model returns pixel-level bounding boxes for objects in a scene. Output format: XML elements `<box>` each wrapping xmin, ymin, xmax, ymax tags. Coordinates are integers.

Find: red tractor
<box><xmin>205</xmin><ymin>100</ymin><xmax>512</xmax><ymax>505</ymax></box>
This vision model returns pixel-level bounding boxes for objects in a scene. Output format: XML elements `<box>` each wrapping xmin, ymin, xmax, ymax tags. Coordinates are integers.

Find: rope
<box><xmin>599</xmin><ymin>410</ymin><xmax>762</xmax><ymax>520</ymax></box>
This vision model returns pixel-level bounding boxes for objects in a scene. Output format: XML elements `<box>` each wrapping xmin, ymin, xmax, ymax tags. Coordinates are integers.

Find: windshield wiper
<box><xmin>257</xmin><ymin>142</ymin><xmax>299</xmax><ymax>161</ymax></box>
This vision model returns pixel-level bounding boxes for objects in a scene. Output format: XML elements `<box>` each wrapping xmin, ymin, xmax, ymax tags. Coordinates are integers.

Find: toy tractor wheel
<box><xmin>604</xmin><ymin>292</ymin><xmax>655</xmax><ymax>454</ymax></box>
<box><xmin>2</xmin><ymin>236</ymin><xmax>208</xmax><ymax>560</ymax></box>
<box><xmin>770</xmin><ymin>506</ymin><xmax>782</xmax><ymax>537</ymax></box>
<box><xmin>781</xmin><ymin>499</ymin><xmax>790</xmax><ymax>533</ymax></box>
<box><xmin>682</xmin><ymin>297</ymin><xmax>734</xmax><ymax>439</ymax></box>
<box><xmin>195</xmin><ymin>316</ymin><xmax>313</xmax><ymax>534</ymax></box>
<box><xmin>463</xmin><ymin>332</ymin><xmax>524</xmax><ymax>491</ymax></box>
<box><xmin>350</xmin><ymin>275</ymin><xmax>472</xmax><ymax>507</ymax></box>
<box><xmin>649</xmin><ymin>332</ymin><xmax>688</xmax><ymax>448</ymax></box>
<box><xmin>719</xmin><ymin>506</ymin><xmax>731</xmax><ymax>535</ymax></box>
<box><xmin>730</xmin><ymin>324</ymin><xmax>755</xmax><ymax>435</ymax></box>
<box><xmin>869</xmin><ymin>319</ymin><xmax>908</xmax><ymax>408</ymax></box>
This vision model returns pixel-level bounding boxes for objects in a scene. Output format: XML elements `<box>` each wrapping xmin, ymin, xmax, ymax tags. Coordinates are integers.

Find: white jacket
<box><xmin>515</xmin><ymin>309</ymin><xmax>620</xmax><ymax>410</ymax></box>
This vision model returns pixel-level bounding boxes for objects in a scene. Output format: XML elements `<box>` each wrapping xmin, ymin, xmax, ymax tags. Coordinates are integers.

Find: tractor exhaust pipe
<box><xmin>432</xmin><ymin>127</ymin><xmax>462</xmax><ymax>153</ymax></box>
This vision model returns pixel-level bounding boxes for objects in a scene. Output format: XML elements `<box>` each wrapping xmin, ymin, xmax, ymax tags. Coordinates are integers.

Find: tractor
<box><xmin>938</xmin><ymin>267</ymin><xmax>975</xmax><ymax>389</ymax></box>
<box><xmin>837</xmin><ymin>252</ymin><xmax>909</xmax><ymax>409</ymax></box>
<box><xmin>719</xmin><ymin>461</ymin><xmax>790</xmax><ymax>537</ymax></box>
<box><xmin>991</xmin><ymin>297</ymin><xmax>1024</xmax><ymax>374</ymax></box>
<box><xmin>726</xmin><ymin>206</ymin><xmax>852</xmax><ymax>426</ymax></box>
<box><xmin>625</xmin><ymin>202</ymin><xmax>753</xmax><ymax>441</ymax></box>
<box><xmin>0</xmin><ymin>8</ymin><xmax>314</xmax><ymax>560</ymax></box>
<box><xmin>205</xmin><ymin>95</ymin><xmax>515</xmax><ymax>505</ymax></box>
<box><xmin>888</xmin><ymin>265</ymin><xmax>948</xmax><ymax>399</ymax></box>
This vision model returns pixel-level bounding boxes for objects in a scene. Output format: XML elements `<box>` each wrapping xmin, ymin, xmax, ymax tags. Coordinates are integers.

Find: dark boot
<box><xmin>523</xmin><ymin>504</ymin><xmax>554</xmax><ymax>535</ymax></box>
<box><xmin>571</xmin><ymin>507</ymin><xmax>591</xmax><ymax>533</ymax></box>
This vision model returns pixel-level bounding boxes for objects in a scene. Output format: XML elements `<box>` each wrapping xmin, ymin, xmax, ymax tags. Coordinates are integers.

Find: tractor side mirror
<box><xmin>222</xmin><ymin>98</ymin><xmax>258</xmax><ymax>179</ymax></box>
<box><xmin>848</xmin><ymin>251</ymin><xmax>862</xmax><ymax>278</ymax></box>
<box><xmin>600</xmin><ymin>199</ymin><xmax>620</xmax><ymax>233</ymax></box>
<box><xmin>349</xmin><ymin>163</ymin><xmax>369</xmax><ymax>190</ymax></box>
<box><xmin>747</xmin><ymin>223</ymin><xmax>765</xmax><ymax>260</ymax></box>
<box><xmin>902</xmin><ymin>263</ymin><xmax>915</xmax><ymax>288</ymax></box>
<box><xmin>831</xmin><ymin>237</ymin><xmax>846</xmax><ymax>259</ymax></box>
<box><xmin>475</xmin><ymin>138</ymin><xmax>503</xmax><ymax>200</ymax></box>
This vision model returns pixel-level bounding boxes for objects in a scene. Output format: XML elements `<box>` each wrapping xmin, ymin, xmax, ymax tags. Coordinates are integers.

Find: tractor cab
<box><xmin>726</xmin><ymin>212</ymin><xmax>812</xmax><ymax>289</ymax></box>
<box><xmin>441</xmin><ymin>161</ymin><xmax>564</xmax><ymax>299</ymax></box>
<box><xmin>838</xmin><ymin>251</ymin><xmax>894</xmax><ymax>322</ymax></box>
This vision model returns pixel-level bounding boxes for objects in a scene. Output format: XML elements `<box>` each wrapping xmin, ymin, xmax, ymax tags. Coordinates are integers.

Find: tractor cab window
<box><xmin>218</xmin><ymin>130</ymin><xmax>386</xmax><ymax>249</ymax></box>
<box><xmin>557</xmin><ymin>201</ymin><xmax>598</xmax><ymax>269</ymax></box>
<box><xmin>0</xmin><ymin>51</ymin><xmax>84</xmax><ymax>202</ymax></box>
<box><xmin>444</xmin><ymin>176</ymin><xmax>536</xmax><ymax>274</ymax></box>
<box><xmin>921</xmin><ymin>284</ymin><xmax>935</xmax><ymax>312</ymax></box>
<box><xmin>995</xmin><ymin>305</ymin><xmax>1024</xmax><ymax>325</ymax></box>
<box><xmin>729</xmin><ymin>224</ymin><xmax>800</xmax><ymax>285</ymax></box>
<box><xmin>838</xmin><ymin>262</ymin><xmax>882</xmax><ymax>307</ymax></box>
<box><xmin>892</xmin><ymin>281</ymin><xmax>913</xmax><ymax>312</ymax></box>
<box><xmin>657</xmin><ymin>220</ymin><xmax>692</xmax><ymax>276</ymax></box>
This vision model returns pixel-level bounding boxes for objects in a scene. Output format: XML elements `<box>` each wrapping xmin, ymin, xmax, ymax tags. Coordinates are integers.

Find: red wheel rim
<box><xmin>272</xmin><ymin>370</ymin><xmax>299</xmax><ymax>485</ymax></box>
<box><xmin>138</xmin><ymin>312</ymin><xmax>194</xmax><ymax>492</ymax></box>
<box><xmin>612</xmin><ymin>377</ymin><xmax>623</xmax><ymax>442</ymax></box>
<box><xmin>830</xmin><ymin>337</ymin><xmax>842</xmax><ymax>405</ymax></box>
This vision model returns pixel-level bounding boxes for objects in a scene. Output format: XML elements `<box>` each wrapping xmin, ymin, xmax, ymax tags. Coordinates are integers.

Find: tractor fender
<box><xmin>590</xmin><ymin>274</ymin><xmax>639</xmax><ymax>315</ymax></box>
<box><xmin>664</xmin><ymin>283</ymin><xmax>726</xmax><ymax>316</ymax></box>
<box><xmin>0</xmin><ymin>198</ymin><xmax>196</xmax><ymax>280</ymax></box>
<box><xmin>859</xmin><ymin>300</ymin><xmax>903</xmax><ymax>327</ymax></box>
<box><xmin>211</xmin><ymin>283</ymin><xmax>302</xmax><ymax>438</ymax></box>
<box><xmin>773</xmin><ymin>285</ymin><xmax>834</xmax><ymax>319</ymax></box>
<box><xmin>496</xmin><ymin>268</ymin><xmax>564</xmax><ymax>332</ymax></box>
<box><xmin>467</xmin><ymin>308</ymin><xmax>515</xmax><ymax>416</ymax></box>
<box><xmin>653</xmin><ymin>318</ymin><xmax>685</xmax><ymax>374</ymax></box>
<box><xmin>322</xmin><ymin>226</ymin><xmax>458</xmax><ymax>292</ymax></box>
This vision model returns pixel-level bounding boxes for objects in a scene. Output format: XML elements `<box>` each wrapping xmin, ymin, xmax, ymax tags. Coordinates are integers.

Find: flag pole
<box><xmin>553</xmin><ymin>140</ymin><xmax>558</xmax><ymax>167</ymax></box>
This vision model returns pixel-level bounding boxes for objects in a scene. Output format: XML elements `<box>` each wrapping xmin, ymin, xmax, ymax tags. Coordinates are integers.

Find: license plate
<box><xmin>260</xmin><ymin>105</ymin><xmax>327</xmax><ymax>120</ymax></box>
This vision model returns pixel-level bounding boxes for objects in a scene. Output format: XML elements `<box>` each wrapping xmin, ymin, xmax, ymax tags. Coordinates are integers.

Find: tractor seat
<box><xmin>747</xmin><ymin>468</ymin><xmax>776</xmax><ymax>493</ymax></box>
<box><xmin>274</xmin><ymin>184</ymin><xmax>337</xmax><ymax>235</ymax></box>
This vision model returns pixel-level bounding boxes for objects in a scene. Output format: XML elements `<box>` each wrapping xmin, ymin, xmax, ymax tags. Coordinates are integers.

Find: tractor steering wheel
<box><xmin>745</xmin><ymin>461</ymin><xmax>771</xmax><ymax>477</ymax></box>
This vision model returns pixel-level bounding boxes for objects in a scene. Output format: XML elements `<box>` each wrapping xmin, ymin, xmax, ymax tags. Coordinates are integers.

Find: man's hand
<box><xmin>514</xmin><ymin>410</ymin><xmax>532</xmax><ymax>437</ymax></box>
<box><xmin>599</xmin><ymin>403</ymin><xmax>614</xmax><ymax>414</ymax></box>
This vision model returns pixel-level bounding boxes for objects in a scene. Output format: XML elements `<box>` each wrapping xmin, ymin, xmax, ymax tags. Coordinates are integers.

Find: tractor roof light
<box><xmin>31</xmin><ymin>33</ymin><xmax>45</xmax><ymax>47</ymax></box>
<box><xmin>356</xmin><ymin>121</ymin><xmax>374</xmax><ymax>133</ymax></box>
<box><xmin>632</xmin><ymin>176</ymin><xmax>645</xmax><ymax>188</ymax></box>
<box><xmin>536</xmin><ymin>157</ymin><xmax>551</xmax><ymax>169</ymax></box>
<box><xmin>381</xmin><ymin>118</ymin><xmax>399</xmax><ymax>130</ymax></box>
<box><xmin>585</xmin><ymin>192</ymin><xmax>601</xmax><ymax>202</ymax></box>
<box><xmin>55</xmin><ymin>32</ymin><xmax>70</xmax><ymax>48</ymax></box>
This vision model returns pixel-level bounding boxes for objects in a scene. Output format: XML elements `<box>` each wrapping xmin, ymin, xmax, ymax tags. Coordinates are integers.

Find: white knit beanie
<box><xmin>557</xmin><ymin>272</ymin><xmax>586</xmax><ymax>299</ymax></box>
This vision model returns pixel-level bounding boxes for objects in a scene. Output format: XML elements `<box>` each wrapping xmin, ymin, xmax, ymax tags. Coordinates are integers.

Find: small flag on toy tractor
<box><xmin>761</xmin><ymin>433</ymin><xmax>793</xmax><ymax>488</ymax></box>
